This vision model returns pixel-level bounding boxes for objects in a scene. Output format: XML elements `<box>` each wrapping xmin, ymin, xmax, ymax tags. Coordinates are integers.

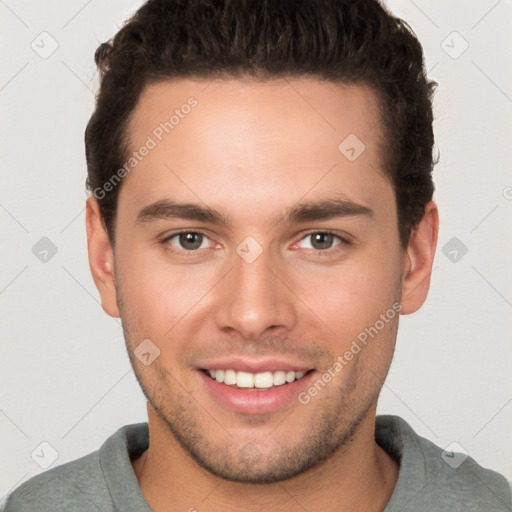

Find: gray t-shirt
<box><xmin>2</xmin><ymin>415</ymin><xmax>511</xmax><ymax>511</ymax></box>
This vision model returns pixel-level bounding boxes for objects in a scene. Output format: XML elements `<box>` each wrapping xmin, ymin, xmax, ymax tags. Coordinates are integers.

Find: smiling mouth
<box><xmin>201</xmin><ymin>369</ymin><xmax>313</xmax><ymax>390</ymax></box>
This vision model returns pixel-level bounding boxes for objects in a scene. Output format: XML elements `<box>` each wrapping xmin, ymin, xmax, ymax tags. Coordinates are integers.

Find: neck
<box><xmin>132</xmin><ymin>404</ymin><xmax>399</xmax><ymax>512</ymax></box>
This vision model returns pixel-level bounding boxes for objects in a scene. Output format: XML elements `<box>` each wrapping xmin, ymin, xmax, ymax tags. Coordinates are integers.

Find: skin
<box><xmin>86</xmin><ymin>78</ymin><xmax>438</xmax><ymax>512</ymax></box>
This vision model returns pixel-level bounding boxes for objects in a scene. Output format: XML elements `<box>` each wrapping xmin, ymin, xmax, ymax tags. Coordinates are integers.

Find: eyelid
<box><xmin>161</xmin><ymin>229</ymin><xmax>352</xmax><ymax>255</ymax></box>
<box><xmin>294</xmin><ymin>230</ymin><xmax>352</xmax><ymax>251</ymax></box>
<box><xmin>162</xmin><ymin>230</ymin><xmax>215</xmax><ymax>254</ymax></box>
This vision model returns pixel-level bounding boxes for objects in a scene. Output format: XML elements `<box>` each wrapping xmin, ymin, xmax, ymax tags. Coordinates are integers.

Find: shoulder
<box><xmin>2</xmin><ymin>450</ymin><xmax>113</xmax><ymax>512</ymax></box>
<box><xmin>376</xmin><ymin>415</ymin><xmax>512</xmax><ymax>511</ymax></box>
<box><xmin>2</xmin><ymin>423</ymin><xmax>148</xmax><ymax>512</ymax></box>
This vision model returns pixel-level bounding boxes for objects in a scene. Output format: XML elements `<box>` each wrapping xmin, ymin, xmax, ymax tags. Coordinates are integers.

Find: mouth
<box><xmin>201</xmin><ymin>368</ymin><xmax>311</xmax><ymax>390</ymax></box>
<box><xmin>197</xmin><ymin>364</ymin><xmax>317</xmax><ymax>414</ymax></box>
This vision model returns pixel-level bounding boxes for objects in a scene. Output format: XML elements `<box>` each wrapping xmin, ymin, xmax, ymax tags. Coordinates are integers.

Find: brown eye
<box><xmin>167</xmin><ymin>232</ymin><xmax>208</xmax><ymax>251</ymax></box>
<box><xmin>311</xmin><ymin>233</ymin><xmax>334</xmax><ymax>250</ymax></box>
<box><xmin>298</xmin><ymin>232</ymin><xmax>344</xmax><ymax>251</ymax></box>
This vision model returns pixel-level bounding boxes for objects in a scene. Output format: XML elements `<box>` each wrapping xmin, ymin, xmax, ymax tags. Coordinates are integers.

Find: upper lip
<box><xmin>196</xmin><ymin>357</ymin><xmax>314</xmax><ymax>374</ymax></box>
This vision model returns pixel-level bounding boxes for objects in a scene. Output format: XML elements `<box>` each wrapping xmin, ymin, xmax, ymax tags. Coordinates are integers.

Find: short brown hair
<box><xmin>85</xmin><ymin>0</ymin><xmax>438</xmax><ymax>248</ymax></box>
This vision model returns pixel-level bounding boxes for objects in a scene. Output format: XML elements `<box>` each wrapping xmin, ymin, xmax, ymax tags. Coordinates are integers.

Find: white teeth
<box><xmin>285</xmin><ymin>371</ymin><xmax>295</xmax><ymax>383</ymax></box>
<box><xmin>236</xmin><ymin>371</ymin><xmax>254</xmax><ymax>388</ymax></box>
<box><xmin>254</xmin><ymin>371</ymin><xmax>273</xmax><ymax>389</ymax></box>
<box><xmin>206</xmin><ymin>369</ymin><xmax>308</xmax><ymax>389</ymax></box>
<box><xmin>273</xmin><ymin>371</ymin><xmax>286</xmax><ymax>386</ymax></box>
<box><xmin>224</xmin><ymin>369</ymin><xmax>237</xmax><ymax>385</ymax></box>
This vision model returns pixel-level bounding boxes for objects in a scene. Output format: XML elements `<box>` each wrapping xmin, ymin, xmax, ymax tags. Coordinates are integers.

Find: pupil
<box><xmin>313</xmin><ymin>233</ymin><xmax>332</xmax><ymax>250</ymax></box>
<box><xmin>180</xmin><ymin>233</ymin><xmax>202</xmax><ymax>250</ymax></box>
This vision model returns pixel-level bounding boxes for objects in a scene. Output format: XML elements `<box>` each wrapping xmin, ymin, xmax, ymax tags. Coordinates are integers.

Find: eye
<box><xmin>165</xmin><ymin>231</ymin><xmax>211</xmax><ymax>251</ymax></box>
<box><xmin>297</xmin><ymin>232</ymin><xmax>346</xmax><ymax>251</ymax></box>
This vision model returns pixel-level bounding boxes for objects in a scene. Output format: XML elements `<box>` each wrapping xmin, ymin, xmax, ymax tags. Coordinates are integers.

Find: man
<box><xmin>4</xmin><ymin>0</ymin><xmax>510</xmax><ymax>510</ymax></box>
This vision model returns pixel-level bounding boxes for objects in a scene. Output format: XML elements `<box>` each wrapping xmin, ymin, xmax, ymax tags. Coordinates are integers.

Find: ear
<box><xmin>399</xmin><ymin>200</ymin><xmax>439</xmax><ymax>315</ymax></box>
<box><xmin>85</xmin><ymin>197</ymin><xmax>120</xmax><ymax>318</ymax></box>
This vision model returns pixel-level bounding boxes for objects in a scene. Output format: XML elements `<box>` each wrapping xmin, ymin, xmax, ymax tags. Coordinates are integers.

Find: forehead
<box><xmin>129</xmin><ymin>77</ymin><xmax>383</xmax><ymax>152</ymax></box>
<box><xmin>121</xmin><ymin>77</ymin><xmax>393</xmax><ymax>222</ymax></box>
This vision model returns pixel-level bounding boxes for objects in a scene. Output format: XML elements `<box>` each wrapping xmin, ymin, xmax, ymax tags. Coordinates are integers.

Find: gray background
<box><xmin>1</xmin><ymin>0</ymin><xmax>511</xmax><ymax>500</ymax></box>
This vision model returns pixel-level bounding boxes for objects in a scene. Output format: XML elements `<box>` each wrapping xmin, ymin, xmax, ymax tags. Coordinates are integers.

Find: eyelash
<box><xmin>161</xmin><ymin>230</ymin><xmax>351</xmax><ymax>256</ymax></box>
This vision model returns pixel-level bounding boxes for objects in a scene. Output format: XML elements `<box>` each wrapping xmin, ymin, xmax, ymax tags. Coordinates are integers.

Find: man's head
<box><xmin>85</xmin><ymin>0</ymin><xmax>437</xmax><ymax>250</ymax></box>
<box><xmin>85</xmin><ymin>0</ymin><xmax>438</xmax><ymax>485</ymax></box>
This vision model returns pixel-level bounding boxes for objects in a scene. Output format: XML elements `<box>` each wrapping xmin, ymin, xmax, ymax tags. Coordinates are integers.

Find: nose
<box><xmin>213</xmin><ymin>244</ymin><xmax>298</xmax><ymax>340</ymax></box>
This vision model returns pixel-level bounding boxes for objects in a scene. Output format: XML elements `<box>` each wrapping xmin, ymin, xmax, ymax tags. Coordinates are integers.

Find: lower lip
<box><xmin>197</xmin><ymin>370</ymin><xmax>316</xmax><ymax>414</ymax></box>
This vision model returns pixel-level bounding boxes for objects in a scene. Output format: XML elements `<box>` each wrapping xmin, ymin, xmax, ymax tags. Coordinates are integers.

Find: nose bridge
<box><xmin>213</xmin><ymin>239</ymin><xmax>297</xmax><ymax>339</ymax></box>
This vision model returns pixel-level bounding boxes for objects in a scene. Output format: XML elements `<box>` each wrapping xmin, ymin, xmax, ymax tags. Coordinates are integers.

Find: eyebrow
<box><xmin>136</xmin><ymin>196</ymin><xmax>374</xmax><ymax>227</ymax></box>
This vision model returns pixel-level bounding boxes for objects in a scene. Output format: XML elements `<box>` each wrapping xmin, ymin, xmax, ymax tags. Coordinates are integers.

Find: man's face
<box><xmin>104</xmin><ymin>78</ymin><xmax>408</xmax><ymax>482</ymax></box>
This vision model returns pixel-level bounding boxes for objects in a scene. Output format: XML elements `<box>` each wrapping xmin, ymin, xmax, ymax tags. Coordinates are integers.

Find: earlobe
<box><xmin>85</xmin><ymin>197</ymin><xmax>120</xmax><ymax>318</ymax></box>
<box><xmin>399</xmin><ymin>201</ymin><xmax>439</xmax><ymax>315</ymax></box>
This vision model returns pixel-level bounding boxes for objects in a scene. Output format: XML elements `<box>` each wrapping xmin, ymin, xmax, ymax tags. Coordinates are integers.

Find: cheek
<box><xmin>116</xmin><ymin>248</ymin><xmax>218</xmax><ymax>336</ymax></box>
<box><xmin>300</xmin><ymin>247</ymin><xmax>401</xmax><ymax>342</ymax></box>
